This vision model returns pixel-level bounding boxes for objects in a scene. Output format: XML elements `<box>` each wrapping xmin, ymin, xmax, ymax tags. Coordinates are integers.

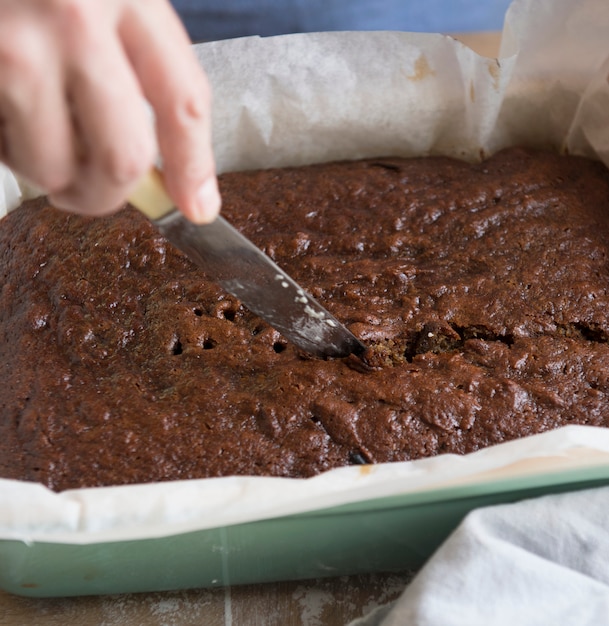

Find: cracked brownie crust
<box><xmin>3</xmin><ymin>147</ymin><xmax>609</xmax><ymax>491</ymax></box>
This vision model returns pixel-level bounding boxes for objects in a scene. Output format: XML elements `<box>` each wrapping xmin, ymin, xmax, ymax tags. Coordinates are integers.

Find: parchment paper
<box><xmin>2</xmin><ymin>0</ymin><xmax>609</xmax><ymax>545</ymax></box>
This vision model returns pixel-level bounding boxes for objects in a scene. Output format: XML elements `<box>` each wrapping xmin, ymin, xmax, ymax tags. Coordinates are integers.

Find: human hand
<box><xmin>0</xmin><ymin>0</ymin><xmax>220</xmax><ymax>223</ymax></box>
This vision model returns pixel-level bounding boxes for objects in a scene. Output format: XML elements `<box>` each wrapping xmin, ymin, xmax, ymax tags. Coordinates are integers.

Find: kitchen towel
<box><xmin>350</xmin><ymin>486</ymin><xmax>609</xmax><ymax>625</ymax></box>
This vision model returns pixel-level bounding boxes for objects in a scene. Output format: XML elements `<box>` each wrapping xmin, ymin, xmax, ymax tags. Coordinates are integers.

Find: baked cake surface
<box><xmin>2</xmin><ymin>147</ymin><xmax>609</xmax><ymax>491</ymax></box>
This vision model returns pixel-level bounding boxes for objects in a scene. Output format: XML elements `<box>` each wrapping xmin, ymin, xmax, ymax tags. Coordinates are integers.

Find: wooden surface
<box><xmin>450</xmin><ymin>30</ymin><xmax>502</xmax><ymax>57</ymax></box>
<box><xmin>0</xmin><ymin>32</ymin><xmax>500</xmax><ymax>626</ymax></box>
<box><xmin>0</xmin><ymin>573</ymin><xmax>415</xmax><ymax>626</ymax></box>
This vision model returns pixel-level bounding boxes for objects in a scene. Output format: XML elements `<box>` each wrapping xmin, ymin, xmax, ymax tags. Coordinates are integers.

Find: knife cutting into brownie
<box><xmin>128</xmin><ymin>169</ymin><xmax>366</xmax><ymax>359</ymax></box>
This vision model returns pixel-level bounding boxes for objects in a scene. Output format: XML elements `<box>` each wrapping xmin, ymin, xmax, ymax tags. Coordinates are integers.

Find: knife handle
<box><xmin>128</xmin><ymin>169</ymin><xmax>174</xmax><ymax>221</ymax></box>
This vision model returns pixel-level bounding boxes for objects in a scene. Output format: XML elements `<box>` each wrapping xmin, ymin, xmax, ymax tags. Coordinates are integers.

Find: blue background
<box><xmin>171</xmin><ymin>0</ymin><xmax>513</xmax><ymax>42</ymax></box>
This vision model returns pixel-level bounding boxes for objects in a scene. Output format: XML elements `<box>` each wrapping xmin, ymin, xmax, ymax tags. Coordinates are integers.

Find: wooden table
<box><xmin>0</xmin><ymin>573</ymin><xmax>417</xmax><ymax>626</ymax></box>
<box><xmin>451</xmin><ymin>31</ymin><xmax>503</xmax><ymax>57</ymax></box>
<box><xmin>0</xmin><ymin>31</ymin><xmax>500</xmax><ymax>626</ymax></box>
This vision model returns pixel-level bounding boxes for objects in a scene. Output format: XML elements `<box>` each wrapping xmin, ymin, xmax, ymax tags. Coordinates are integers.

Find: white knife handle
<box><xmin>128</xmin><ymin>169</ymin><xmax>174</xmax><ymax>221</ymax></box>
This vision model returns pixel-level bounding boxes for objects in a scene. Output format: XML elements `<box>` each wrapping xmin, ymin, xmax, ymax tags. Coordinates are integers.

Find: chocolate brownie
<box><xmin>2</xmin><ymin>147</ymin><xmax>609</xmax><ymax>491</ymax></box>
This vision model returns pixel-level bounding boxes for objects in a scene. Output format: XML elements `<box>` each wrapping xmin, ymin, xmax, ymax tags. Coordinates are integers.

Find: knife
<box><xmin>128</xmin><ymin>170</ymin><xmax>365</xmax><ymax>358</ymax></box>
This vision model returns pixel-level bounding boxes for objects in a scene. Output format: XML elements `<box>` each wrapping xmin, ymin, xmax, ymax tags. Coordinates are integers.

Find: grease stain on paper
<box><xmin>488</xmin><ymin>58</ymin><xmax>501</xmax><ymax>91</ymax></box>
<box><xmin>407</xmin><ymin>54</ymin><xmax>435</xmax><ymax>81</ymax></box>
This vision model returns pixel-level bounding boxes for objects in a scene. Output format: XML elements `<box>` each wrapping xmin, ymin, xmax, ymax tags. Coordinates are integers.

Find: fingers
<box><xmin>119</xmin><ymin>0</ymin><xmax>221</xmax><ymax>223</ymax></box>
<box><xmin>50</xmin><ymin>1</ymin><xmax>156</xmax><ymax>215</ymax></box>
<box><xmin>0</xmin><ymin>0</ymin><xmax>210</xmax><ymax>220</ymax></box>
<box><xmin>0</xmin><ymin>16</ymin><xmax>74</xmax><ymax>195</ymax></box>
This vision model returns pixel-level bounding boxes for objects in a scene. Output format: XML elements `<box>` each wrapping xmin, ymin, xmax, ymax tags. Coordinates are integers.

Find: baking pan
<box><xmin>3</xmin><ymin>0</ymin><xmax>609</xmax><ymax>598</ymax></box>
<box><xmin>2</xmin><ymin>446</ymin><xmax>609</xmax><ymax>597</ymax></box>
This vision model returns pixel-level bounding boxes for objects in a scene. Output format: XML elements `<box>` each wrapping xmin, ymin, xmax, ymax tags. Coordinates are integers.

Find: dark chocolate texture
<box><xmin>2</xmin><ymin>148</ymin><xmax>609</xmax><ymax>491</ymax></box>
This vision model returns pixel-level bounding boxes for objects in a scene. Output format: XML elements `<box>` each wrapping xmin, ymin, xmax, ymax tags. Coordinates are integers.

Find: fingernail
<box><xmin>193</xmin><ymin>177</ymin><xmax>221</xmax><ymax>223</ymax></box>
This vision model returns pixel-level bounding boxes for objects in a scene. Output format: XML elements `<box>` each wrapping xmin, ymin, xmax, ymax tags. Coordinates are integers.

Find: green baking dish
<box><xmin>4</xmin><ymin>8</ymin><xmax>609</xmax><ymax>599</ymax></box>
<box><xmin>3</xmin><ymin>455</ymin><xmax>609</xmax><ymax>598</ymax></box>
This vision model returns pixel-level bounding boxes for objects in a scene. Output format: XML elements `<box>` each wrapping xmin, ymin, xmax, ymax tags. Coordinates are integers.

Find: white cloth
<box><xmin>351</xmin><ymin>487</ymin><xmax>609</xmax><ymax>625</ymax></box>
<box><xmin>0</xmin><ymin>164</ymin><xmax>21</xmax><ymax>218</ymax></box>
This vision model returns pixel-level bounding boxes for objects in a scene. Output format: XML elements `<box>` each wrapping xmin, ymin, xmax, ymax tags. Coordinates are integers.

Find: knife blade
<box><xmin>128</xmin><ymin>170</ymin><xmax>365</xmax><ymax>358</ymax></box>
